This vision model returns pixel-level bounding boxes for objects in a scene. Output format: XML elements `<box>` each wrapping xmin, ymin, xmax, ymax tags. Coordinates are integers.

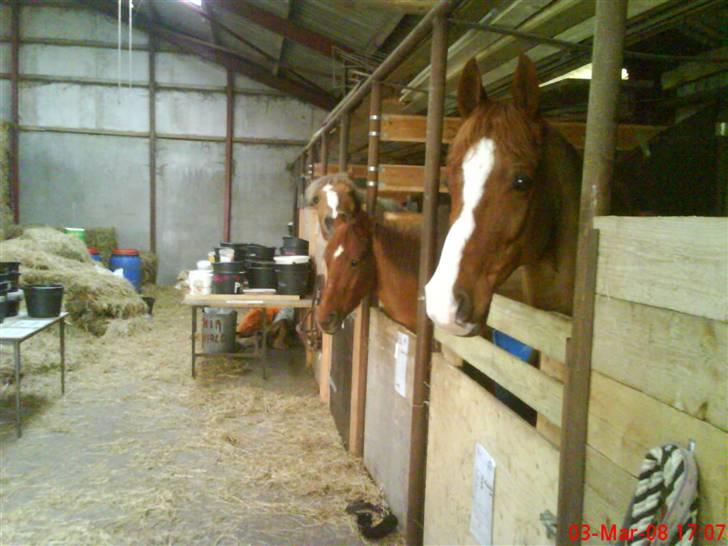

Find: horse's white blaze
<box><xmin>333</xmin><ymin>245</ymin><xmax>344</xmax><ymax>259</ymax></box>
<box><xmin>426</xmin><ymin>138</ymin><xmax>495</xmax><ymax>335</ymax></box>
<box><xmin>323</xmin><ymin>184</ymin><xmax>339</xmax><ymax>219</ymax></box>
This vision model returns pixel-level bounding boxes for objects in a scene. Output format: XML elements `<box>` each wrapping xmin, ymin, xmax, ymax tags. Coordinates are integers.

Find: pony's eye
<box><xmin>512</xmin><ymin>175</ymin><xmax>533</xmax><ymax>192</ymax></box>
<box><xmin>350</xmin><ymin>259</ymin><xmax>359</xmax><ymax>267</ymax></box>
<box><xmin>312</xmin><ymin>196</ymin><xmax>320</xmax><ymax>204</ymax></box>
<box><xmin>339</xmin><ymin>212</ymin><xmax>349</xmax><ymax>221</ymax></box>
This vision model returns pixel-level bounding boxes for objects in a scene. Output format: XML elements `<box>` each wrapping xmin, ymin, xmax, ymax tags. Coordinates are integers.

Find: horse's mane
<box><xmin>374</xmin><ymin>216</ymin><xmax>421</xmax><ymax>277</ymax></box>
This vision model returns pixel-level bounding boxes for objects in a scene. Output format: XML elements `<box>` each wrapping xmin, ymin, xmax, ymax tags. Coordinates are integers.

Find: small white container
<box><xmin>219</xmin><ymin>248</ymin><xmax>235</xmax><ymax>262</ymax></box>
<box><xmin>196</xmin><ymin>260</ymin><xmax>212</xmax><ymax>270</ymax></box>
<box><xmin>188</xmin><ymin>269</ymin><xmax>213</xmax><ymax>295</ymax></box>
<box><xmin>273</xmin><ymin>255</ymin><xmax>311</xmax><ymax>265</ymax></box>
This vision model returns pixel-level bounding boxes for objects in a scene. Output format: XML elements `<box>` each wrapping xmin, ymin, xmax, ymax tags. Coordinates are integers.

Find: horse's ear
<box><xmin>512</xmin><ymin>55</ymin><xmax>540</xmax><ymax>118</ymax></box>
<box><xmin>457</xmin><ymin>58</ymin><xmax>487</xmax><ymax>118</ymax></box>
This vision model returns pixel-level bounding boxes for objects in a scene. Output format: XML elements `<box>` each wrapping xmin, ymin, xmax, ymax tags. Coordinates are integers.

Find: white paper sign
<box><xmin>470</xmin><ymin>443</ymin><xmax>496</xmax><ymax>546</ymax></box>
<box><xmin>393</xmin><ymin>332</ymin><xmax>409</xmax><ymax>397</ymax></box>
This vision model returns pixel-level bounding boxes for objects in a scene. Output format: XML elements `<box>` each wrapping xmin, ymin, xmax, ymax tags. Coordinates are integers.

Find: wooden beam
<box><xmin>210</xmin><ymin>0</ymin><xmax>352</xmax><ymax>58</ymax></box>
<box><xmin>313</xmin><ymin>163</ymin><xmax>448</xmax><ymax>193</ymax></box>
<box><xmin>273</xmin><ymin>0</ymin><xmax>291</xmax><ymax>77</ymax></box>
<box><xmin>9</xmin><ymin>0</ymin><xmax>19</xmax><ymax>223</ymax></box>
<box><xmin>79</xmin><ymin>0</ymin><xmax>335</xmax><ymax>111</ymax></box>
<box><xmin>350</xmin><ymin>0</ymin><xmax>438</xmax><ymax>14</ymax></box>
<box><xmin>380</xmin><ymin>114</ymin><xmax>665</xmax><ymax>150</ymax></box>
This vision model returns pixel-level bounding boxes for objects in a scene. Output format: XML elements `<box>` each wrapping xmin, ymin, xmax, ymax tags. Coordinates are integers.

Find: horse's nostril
<box><xmin>326</xmin><ymin>312</ymin><xmax>337</xmax><ymax>324</ymax></box>
<box><xmin>454</xmin><ymin>290</ymin><xmax>473</xmax><ymax>325</ymax></box>
<box><xmin>324</xmin><ymin>217</ymin><xmax>334</xmax><ymax>232</ymax></box>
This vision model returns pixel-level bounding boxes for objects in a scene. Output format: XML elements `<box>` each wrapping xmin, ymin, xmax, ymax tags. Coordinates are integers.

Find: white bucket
<box><xmin>189</xmin><ymin>269</ymin><xmax>213</xmax><ymax>295</ymax></box>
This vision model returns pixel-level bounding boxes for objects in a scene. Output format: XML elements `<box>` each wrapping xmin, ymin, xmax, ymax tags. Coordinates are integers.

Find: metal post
<box><xmin>191</xmin><ymin>307</ymin><xmax>197</xmax><ymax>378</ymax></box>
<box><xmin>348</xmin><ymin>80</ymin><xmax>382</xmax><ymax>456</ymax></box>
<box><xmin>556</xmin><ymin>1</ymin><xmax>627</xmax><ymax>544</ymax></box>
<box><xmin>60</xmin><ymin>318</ymin><xmax>65</xmax><ymax>395</ymax></box>
<box><xmin>320</xmin><ymin>132</ymin><xmax>328</xmax><ymax>177</ymax></box>
<box><xmin>223</xmin><ymin>70</ymin><xmax>234</xmax><ymax>242</ymax></box>
<box><xmin>406</xmin><ymin>13</ymin><xmax>448</xmax><ymax>546</ymax></box>
<box><xmin>338</xmin><ymin>113</ymin><xmax>350</xmax><ymax>172</ymax></box>
<box><xmin>10</xmin><ymin>0</ymin><xmax>20</xmax><ymax>223</ymax></box>
<box><xmin>14</xmin><ymin>343</ymin><xmax>21</xmax><ymax>437</ymax></box>
<box><xmin>148</xmin><ymin>33</ymin><xmax>157</xmax><ymax>253</ymax></box>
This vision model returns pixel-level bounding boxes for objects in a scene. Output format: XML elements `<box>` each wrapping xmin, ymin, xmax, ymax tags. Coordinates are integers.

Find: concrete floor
<box><xmin>0</xmin><ymin>287</ymin><xmax>394</xmax><ymax>545</ymax></box>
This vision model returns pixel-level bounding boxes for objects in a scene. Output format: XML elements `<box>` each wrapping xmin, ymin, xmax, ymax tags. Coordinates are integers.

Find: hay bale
<box><xmin>139</xmin><ymin>250</ymin><xmax>158</xmax><ymax>285</ymax></box>
<box><xmin>0</xmin><ymin>237</ymin><xmax>147</xmax><ymax>336</ymax></box>
<box><xmin>18</xmin><ymin>227</ymin><xmax>92</xmax><ymax>263</ymax></box>
<box><xmin>85</xmin><ymin>227</ymin><xmax>118</xmax><ymax>263</ymax></box>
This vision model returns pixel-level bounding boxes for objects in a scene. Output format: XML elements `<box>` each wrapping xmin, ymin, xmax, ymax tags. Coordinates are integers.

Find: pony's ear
<box><xmin>512</xmin><ymin>55</ymin><xmax>540</xmax><ymax>118</ymax></box>
<box><xmin>457</xmin><ymin>58</ymin><xmax>487</xmax><ymax>118</ymax></box>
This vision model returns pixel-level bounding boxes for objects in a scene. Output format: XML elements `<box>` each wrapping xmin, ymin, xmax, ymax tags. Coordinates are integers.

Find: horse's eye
<box><xmin>350</xmin><ymin>259</ymin><xmax>359</xmax><ymax>267</ymax></box>
<box><xmin>512</xmin><ymin>175</ymin><xmax>533</xmax><ymax>192</ymax></box>
<box><xmin>339</xmin><ymin>212</ymin><xmax>349</xmax><ymax>221</ymax></box>
<box><xmin>312</xmin><ymin>196</ymin><xmax>319</xmax><ymax>204</ymax></box>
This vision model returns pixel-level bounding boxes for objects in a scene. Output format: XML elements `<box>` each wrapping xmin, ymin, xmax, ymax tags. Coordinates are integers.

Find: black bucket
<box><xmin>212</xmin><ymin>272</ymin><xmax>243</xmax><ymax>294</ymax></box>
<box><xmin>212</xmin><ymin>261</ymin><xmax>246</xmax><ymax>274</ymax></box>
<box><xmin>142</xmin><ymin>296</ymin><xmax>156</xmax><ymax>315</ymax></box>
<box><xmin>6</xmin><ymin>290</ymin><xmax>22</xmax><ymax>317</ymax></box>
<box><xmin>23</xmin><ymin>284</ymin><xmax>64</xmax><ymax>318</ymax></box>
<box><xmin>247</xmin><ymin>260</ymin><xmax>277</xmax><ymax>289</ymax></box>
<box><xmin>0</xmin><ymin>295</ymin><xmax>7</xmax><ymax>324</ymax></box>
<box><xmin>244</xmin><ymin>244</ymin><xmax>275</xmax><ymax>261</ymax></box>
<box><xmin>275</xmin><ymin>263</ymin><xmax>310</xmax><ymax>295</ymax></box>
<box><xmin>281</xmin><ymin>237</ymin><xmax>309</xmax><ymax>256</ymax></box>
<box><xmin>220</xmin><ymin>242</ymin><xmax>249</xmax><ymax>262</ymax></box>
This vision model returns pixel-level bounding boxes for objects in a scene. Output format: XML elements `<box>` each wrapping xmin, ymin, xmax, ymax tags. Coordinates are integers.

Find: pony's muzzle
<box><xmin>318</xmin><ymin>311</ymin><xmax>342</xmax><ymax>334</ymax></box>
<box><xmin>454</xmin><ymin>289</ymin><xmax>473</xmax><ymax>326</ymax></box>
<box><xmin>324</xmin><ymin>216</ymin><xmax>335</xmax><ymax>235</ymax></box>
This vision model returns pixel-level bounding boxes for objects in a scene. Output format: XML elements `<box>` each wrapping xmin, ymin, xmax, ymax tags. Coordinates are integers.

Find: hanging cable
<box><xmin>117</xmin><ymin>0</ymin><xmax>122</xmax><ymax>91</ymax></box>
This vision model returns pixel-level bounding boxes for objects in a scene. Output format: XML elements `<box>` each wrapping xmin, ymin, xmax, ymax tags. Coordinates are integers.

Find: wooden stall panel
<box><xmin>594</xmin><ymin>216</ymin><xmax>728</xmax><ymax>321</ymax></box>
<box><xmin>363</xmin><ymin>309</ymin><xmax>416</xmax><ymax>526</ymax></box>
<box><xmin>586</xmin><ymin>215</ymin><xmax>728</xmax><ymax>544</ymax></box>
<box><xmin>425</xmin><ymin>354</ymin><xmax>559</xmax><ymax>545</ymax></box>
<box><xmin>312</xmin><ymin>163</ymin><xmax>448</xmax><ymax>194</ymax></box>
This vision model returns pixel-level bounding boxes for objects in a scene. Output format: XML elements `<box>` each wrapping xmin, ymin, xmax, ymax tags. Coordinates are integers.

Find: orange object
<box><xmin>236</xmin><ymin>307</ymin><xmax>280</xmax><ymax>337</ymax></box>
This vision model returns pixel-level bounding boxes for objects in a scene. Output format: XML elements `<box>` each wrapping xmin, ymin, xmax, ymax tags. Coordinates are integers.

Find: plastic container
<box><xmin>202</xmin><ymin>308</ymin><xmax>237</xmax><ymax>353</ymax></box>
<box><xmin>0</xmin><ymin>294</ymin><xmax>7</xmax><ymax>324</ymax></box>
<box><xmin>492</xmin><ymin>330</ymin><xmax>534</xmax><ymax>362</ymax></box>
<box><xmin>109</xmin><ymin>249</ymin><xmax>142</xmax><ymax>292</ymax></box>
<box><xmin>6</xmin><ymin>290</ymin><xmax>23</xmax><ymax>317</ymax></box>
<box><xmin>212</xmin><ymin>261</ymin><xmax>245</xmax><ymax>274</ymax></box>
<box><xmin>220</xmin><ymin>242</ymin><xmax>249</xmax><ymax>262</ymax></box>
<box><xmin>212</xmin><ymin>272</ymin><xmax>243</xmax><ymax>294</ymax></box>
<box><xmin>142</xmin><ymin>296</ymin><xmax>155</xmax><ymax>315</ymax></box>
<box><xmin>64</xmin><ymin>227</ymin><xmax>86</xmax><ymax>243</ymax></box>
<box><xmin>0</xmin><ymin>262</ymin><xmax>20</xmax><ymax>290</ymax></box>
<box><xmin>88</xmin><ymin>247</ymin><xmax>103</xmax><ymax>262</ymax></box>
<box><xmin>275</xmin><ymin>262</ymin><xmax>310</xmax><ymax>295</ymax></box>
<box><xmin>23</xmin><ymin>284</ymin><xmax>64</xmax><ymax>318</ymax></box>
<box><xmin>188</xmin><ymin>269</ymin><xmax>213</xmax><ymax>296</ymax></box>
<box><xmin>274</xmin><ymin>255</ymin><xmax>310</xmax><ymax>265</ymax></box>
<box><xmin>281</xmin><ymin>236</ymin><xmax>309</xmax><ymax>256</ymax></box>
<box><xmin>247</xmin><ymin>260</ymin><xmax>277</xmax><ymax>289</ymax></box>
<box><xmin>244</xmin><ymin>244</ymin><xmax>275</xmax><ymax>261</ymax></box>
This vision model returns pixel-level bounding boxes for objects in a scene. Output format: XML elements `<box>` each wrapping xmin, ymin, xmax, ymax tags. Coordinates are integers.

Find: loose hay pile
<box><xmin>85</xmin><ymin>227</ymin><xmax>118</xmax><ymax>263</ymax></box>
<box><xmin>0</xmin><ymin>228</ymin><xmax>147</xmax><ymax>335</ymax></box>
<box><xmin>140</xmin><ymin>250</ymin><xmax>158</xmax><ymax>285</ymax></box>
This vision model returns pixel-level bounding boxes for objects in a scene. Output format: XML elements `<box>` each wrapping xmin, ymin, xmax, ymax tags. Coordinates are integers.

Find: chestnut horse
<box><xmin>427</xmin><ymin>55</ymin><xmax>582</xmax><ymax>336</ymax></box>
<box><xmin>316</xmin><ymin>211</ymin><xmax>420</xmax><ymax>334</ymax></box>
<box><xmin>305</xmin><ymin>174</ymin><xmax>402</xmax><ymax>240</ymax></box>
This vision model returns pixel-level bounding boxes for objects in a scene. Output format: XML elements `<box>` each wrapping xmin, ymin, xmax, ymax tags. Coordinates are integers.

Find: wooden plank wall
<box><xmin>583</xmin><ymin>216</ymin><xmax>728</xmax><ymax>543</ymax></box>
<box><xmin>363</xmin><ymin>309</ymin><xmax>417</xmax><ymax>527</ymax></box>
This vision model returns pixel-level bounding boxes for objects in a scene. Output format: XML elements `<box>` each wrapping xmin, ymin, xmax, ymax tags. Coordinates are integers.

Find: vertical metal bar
<box><xmin>191</xmin><ymin>307</ymin><xmax>197</xmax><ymax>378</ymax></box>
<box><xmin>407</xmin><ymin>13</ymin><xmax>448</xmax><ymax>546</ymax></box>
<box><xmin>320</xmin><ymin>132</ymin><xmax>328</xmax><ymax>177</ymax></box>
<box><xmin>338</xmin><ymin>112</ymin><xmax>350</xmax><ymax>172</ymax></box>
<box><xmin>556</xmin><ymin>1</ymin><xmax>627</xmax><ymax>544</ymax></box>
<box><xmin>10</xmin><ymin>0</ymin><xmax>20</xmax><ymax>223</ymax></box>
<box><xmin>292</xmin><ymin>156</ymin><xmax>301</xmax><ymax>235</ymax></box>
<box><xmin>223</xmin><ymin>70</ymin><xmax>234</xmax><ymax>242</ymax></box>
<box><xmin>14</xmin><ymin>343</ymin><xmax>21</xmax><ymax>437</ymax></box>
<box><xmin>348</xmin><ymin>80</ymin><xmax>382</xmax><ymax>456</ymax></box>
<box><xmin>148</xmin><ymin>33</ymin><xmax>157</xmax><ymax>253</ymax></box>
<box><xmin>60</xmin><ymin>318</ymin><xmax>65</xmax><ymax>395</ymax></box>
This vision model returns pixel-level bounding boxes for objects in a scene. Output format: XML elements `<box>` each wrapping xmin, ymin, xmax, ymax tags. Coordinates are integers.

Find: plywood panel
<box><xmin>587</xmin><ymin>370</ymin><xmax>728</xmax><ymax>533</ymax></box>
<box><xmin>488</xmin><ymin>294</ymin><xmax>571</xmax><ymax>362</ymax></box>
<box><xmin>593</xmin><ymin>295</ymin><xmax>727</xmax><ymax>431</ymax></box>
<box><xmin>363</xmin><ymin>309</ymin><xmax>415</xmax><ymax>526</ymax></box>
<box><xmin>425</xmin><ymin>354</ymin><xmax>559</xmax><ymax>545</ymax></box>
<box><xmin>594</xmin><ymin>216</ymin><xmax>728</xmax><ymax>321</ymax></box>
<box><xmin>312</xmin><ymin>163</ymin><xmax>448</xmax><ymax>193</ymax></box>
<box><xmin>435</xmin><ymin>329</ymin><xmax>563</xmax><ymax>425</ymax></box>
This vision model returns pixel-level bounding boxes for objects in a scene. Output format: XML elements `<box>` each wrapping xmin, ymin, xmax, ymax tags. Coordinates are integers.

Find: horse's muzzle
<box><xmin>317</xmin><ymin>311</ymin><xmax>343</xmax><ymax>335</ymax></box>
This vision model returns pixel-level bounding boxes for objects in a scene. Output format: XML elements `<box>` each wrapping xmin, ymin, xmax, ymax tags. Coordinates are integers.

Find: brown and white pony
<box><xmin>305</xmin><ymin>174</ymin><xmax>403</xmax><ymax>240</ymax></box>
<box><xmin>426</xmin><ymin>55</ymin><xmax>582</xmax><ymax>336</ymax></box>
<box><xmin>316</xmin><ymin>210</ymin><xmax>421</xmax><ymax>334</ymax></box>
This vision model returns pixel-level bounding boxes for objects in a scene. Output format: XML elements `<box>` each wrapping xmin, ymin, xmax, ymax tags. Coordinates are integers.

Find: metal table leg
<box><xmin>14</xmin><ymin>342</ymin><xmax>21</xmax><ymax>438</ymax></box>
<box><xmin>60</xmin><ymin>317</ymin><xmax>65</xmax><ymax>395</ymax></box>
<box><xmin>191</xmin><ymin>306</ymin><xmax>197</xmax><ymax>378</ymax></box>
<box><xmin>262</xmin><ymin>311</ymin><xmax>268</xmax><ymax>380</ymax></box>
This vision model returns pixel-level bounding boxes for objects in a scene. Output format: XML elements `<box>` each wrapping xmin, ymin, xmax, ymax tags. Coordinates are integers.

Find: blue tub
<box><xmin>110</xmin><ymin>249</ymin><xmax>142</xmax><ymax>292</ymax></box>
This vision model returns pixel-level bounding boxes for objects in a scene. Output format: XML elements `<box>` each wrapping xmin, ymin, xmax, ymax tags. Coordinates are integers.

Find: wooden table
<box><xmin>182</xmin><ymin>294</ymin><xmax>313</xmax><ymax>379</ymax></box>
<box><xmin>0</xmin><ymin>312</ymin><xmax>68</xmax><ymax>437</ymax></box>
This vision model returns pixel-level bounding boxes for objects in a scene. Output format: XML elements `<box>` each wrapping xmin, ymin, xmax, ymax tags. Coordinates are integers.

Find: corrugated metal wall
<box><xmin>0</xmin><ymin>3</ymin><xmax>326</xmax><ymax>283</ymax></box>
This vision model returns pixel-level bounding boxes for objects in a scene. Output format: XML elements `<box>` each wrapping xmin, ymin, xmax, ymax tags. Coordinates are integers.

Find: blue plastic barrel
<box><xmin>110</xmin><ymin>249</ymin><xmax>142</xmax><ymax>292</ymax></box>
<box><xmin>88</xmin><ymin>247</ymin><xmax>102</xmax><ymax>263</ymax></box>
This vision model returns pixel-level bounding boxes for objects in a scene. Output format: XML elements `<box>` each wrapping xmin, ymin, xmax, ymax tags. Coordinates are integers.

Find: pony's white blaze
<box><xmin>333</xmin><ymin>245</ymin><xmax>344</xmax><ymax>259</ymax></box>
<box><xmin>323</xmin><ymin>184</ymin><xmax>339</xmax><ymax>218</ymax></box>
<box><xmin>426</xmin><ymin>138</ymin><xmax>495</xmax><ymax>335</ymax></box>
